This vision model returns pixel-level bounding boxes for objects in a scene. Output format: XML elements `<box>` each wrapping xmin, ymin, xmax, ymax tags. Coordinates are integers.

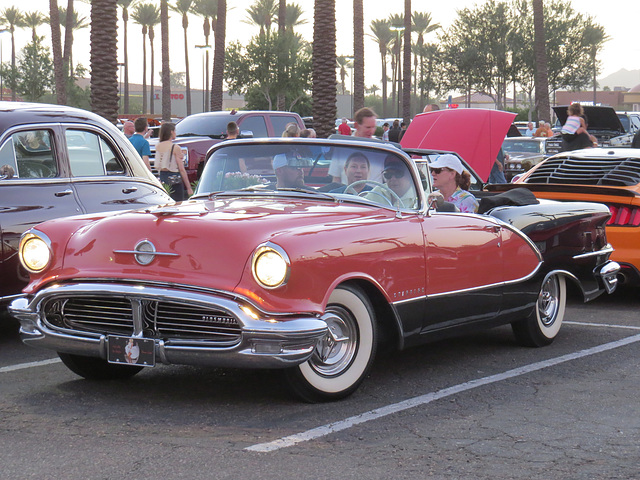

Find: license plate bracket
<box><xmin>107</xmin><ymin>335</ymin><xmax>155</xmax><ymax>367</ymax></box>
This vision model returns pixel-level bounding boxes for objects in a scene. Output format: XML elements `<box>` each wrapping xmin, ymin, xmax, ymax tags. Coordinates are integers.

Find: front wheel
<box><xmin>285</xmin><ymin>285</ymin><xmax>377</xmax><ymax>402</ymax></box>
<box><xmin>58</xmin><ymin>353</ymin><xmax>143</xmax><ymax>380</ymax></box>
<box><xmin>512</xmin><ymin>273</ymin><xmax>566</xmax><ymax>347</ymax></box>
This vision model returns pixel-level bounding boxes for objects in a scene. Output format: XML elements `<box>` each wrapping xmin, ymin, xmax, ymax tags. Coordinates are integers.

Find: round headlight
<box><xmin>20</xmin><ymin>233</ymin><xmax>52</xmax><ymax>273</ymax></box>
<box><xmin>252</xmin><ymin>244</ymin><xmax>290</xmax><ymax>288</ymax></box>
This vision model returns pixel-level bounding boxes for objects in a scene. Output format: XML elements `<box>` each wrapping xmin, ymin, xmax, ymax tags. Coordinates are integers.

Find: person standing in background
<box><xmin>338</xmin><ymin>117</ymin><xmax>352</xmax><ymax>135</ymax></box>
<box><xmin>128</xmin><ymin>117</ymin><xmax>152</xmax><ymax>171</ymax></box>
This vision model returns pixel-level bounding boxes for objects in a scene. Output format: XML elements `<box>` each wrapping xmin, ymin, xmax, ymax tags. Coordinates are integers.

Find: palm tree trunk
<box><xmin>123</xmin><ymin>9</ymin><xmax>130</xmax><ymax>113</ymax></box>
<box><xmin>183</xmin><ymin>18</ymin><xmax>191</xmax><ymax>116</ymax></box>
<box><xmin>402</xmin><ymin>0</ymin><xmax>411</xmax><ymax>122</ymax></box>
<box><xmin>381</xmin><ymin>52</ymin><xmax>387</xmax><ymax>118</ymax></box>
<box><xmin>50</xmin><ymin>0</ymin><xmax>66</xmax><ymax>104</ymax></box>
<box><xmin>312</xmin><ymin>0</ymin><xmax>337</xmax><ymax>138</ymax></box>
<box><xmin>63</xmin><ymin>0</ymin><xmax>74</xmax><ymax>78</ymax></box>
<box><xmin>532</xmin><ymin>0</ymin><xmax>550</xmax><ymax>122</ymax></box>
<box><xmin>149</xmin><ymin>28</ymin><xmax>155</xmax><ymax>115</ymax></box>
<box><xmin>211</xmin><ymin>0</ymin><xmax>226</xmax><ymax>111</ymax></box>
<box><xmin>353</xmin><ymin>0</ymin><xmax>364</xmax><ymax>113</ymax></box>
<box><xmin>276</xmin><ymin>0</ymin><xmax>286</xmax><ymax>110</ymax></box>
<box><xmin>142</xmin><ymin>28</ymin><xmax>147</xmax><ymax>113</ymax></box>
<box><xmin>161</xmin><ymin>0</ymin><xmax>170</xmax><ymax>121</ymax></box>
<box><xmin>90</xmin><ymin>0</ymin><xmax>119</xmax><ymax>123</ymax></box>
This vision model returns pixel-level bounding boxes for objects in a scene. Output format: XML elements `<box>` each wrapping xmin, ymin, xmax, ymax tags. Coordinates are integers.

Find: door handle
<box><xmin>54</xmin><ymin>189</ymin><xmax>73</xmax><ymax>197</ymax></box>
<box><xmin>485</xmin><ymin>225</ymin><xmax>501</xmax><ymax>233</ymax></box>
<box><xmin>122</xmin><ymin>186</ymin><xmax>138</xmax><ymax>194</ymax></box>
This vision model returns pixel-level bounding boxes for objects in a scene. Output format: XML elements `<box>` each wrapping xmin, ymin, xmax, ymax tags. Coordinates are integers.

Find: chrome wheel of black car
<box><xmin>512</xmin><ymin>273</ymin><xmax>566</xmax><ymax>347</ymax></box>
<box><xmin>285</xmin><ymin>285</ymin><xmax>377</xmax><ymax>402</ymax></box>
<box><xmin>58</xmin><ymin>353</ymin><xmax>143</xmax><ymax>380</ymax></box>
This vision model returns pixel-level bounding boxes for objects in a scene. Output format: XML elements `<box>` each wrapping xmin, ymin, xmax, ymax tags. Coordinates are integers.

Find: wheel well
<box><xmin>339</xmin><ymin>279</ymin><xmax>401</xmax><ymax>352</ymax></box>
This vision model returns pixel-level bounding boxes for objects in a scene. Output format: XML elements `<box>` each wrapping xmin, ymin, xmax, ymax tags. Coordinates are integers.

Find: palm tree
<box><xmin>117</xmin><ymin>0</ymin><xmax>135</xmax><ymax>114</ymax></box>
<box><xmin>285</xmin><ymin>3</ymin><xmax>307</xmax><ymax>32</ymax></box>
<box><xmin>581</xmin><ymin>19</ymin><xmax>609</xmax><ymax>106</ymax></box>
<box><xmin>276</xmin><ymin>0</ymin><xmax>286</xmax><ymax>110</ymax></box>
<box><xmin>210</xmin><ymin>0</ymin><xmax>226</xmax><ymax>111</ymax></box>
<box><xmin>170</xmin><ymin>0</ymin><xmax>194</xmax><ymax>115</ymax></box>
<box><xmin>191</xmin><ymin>0</ymin><xmax>217</xmax><ymax>112</ymax></box>
<box><xmin>532</xmin><ymin>0</ymin><xmax>550</xmax><ymax>122</ymax></box>
<box><xmin>131</xmin><ymin>2</ymin><xmax>159</xmax><ymax>114</ymax></box>
<box><xmin>402</xmin><ymin>0</ymin><xmax>411</xmax><ymax>122</ymax></box>
<box><xmin>312</xmin><ymin>0</ymin><xmax>336</xmax><ymax>138</ymax></box>
<box><xmin>369</xmin><ymin>19</ymin><xmax>391</xmax><ymax>117</ymax></box>
<box><xmin>59</xmin><ymin>6</ymin><xmax>90</xmax><ymax>76</ymax></box>
<box><xmin>412</xmin><ymin>12</ymin><xmax>439</xmax><ymax>101</ymax></box>
<box><xmin>90</xmin><ymin>0</ymin><xmax>119</xmax><ymax>123</ymax></box>
<box><xmin>0</xmin><ymin>6</ymin><xmax>23</xmax><ymax>101</ymax></box>
<box><xmin>353</xmin><ymin>0</ymin><xmax>364</xmax><ymax>113</ymax></box>
<box><xmin>244</xmin><ymin>0</ymin><xmax>276</xmax><ymax>38</ymax></box>
<box><xmin>160</xmin><ymin>0</ymin><xmax>170</xmax><ymax>120</ymax></box>
<box><xmin>22</xmin><ymin>11</ymin><xmax>48</xmax><ymax>42</ymax></box>
<box><xmin>336</xmin><ymin>55</ymin><xmax>352</xmax><ymax>95</ymax></box>
<box><xmin>48</xmin><ymin>0</ymin><xmax>66</xmax><ymax>104</ymax></box>
<box><xmin>147</xmin><ymin>8</ymin><xmax>160</xmax><ymax>115</ymax></box>
<box><xmin>388</xmin><ymin>13</ymin><xmax>403</xmax><ymax>118</ymax></box>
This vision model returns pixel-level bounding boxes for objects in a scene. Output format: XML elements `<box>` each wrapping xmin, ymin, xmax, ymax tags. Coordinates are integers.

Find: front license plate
<box><xmin>108</xmin><ymin>336</ymin><xmax>155</xmax><ymax>367</ymax></box>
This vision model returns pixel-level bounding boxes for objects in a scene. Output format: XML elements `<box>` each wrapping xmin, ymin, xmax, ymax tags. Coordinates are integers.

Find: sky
<box><xmin>4</xmin><ymin>0</ymin><xmax>640</xmax><ymax>94</ymax></box>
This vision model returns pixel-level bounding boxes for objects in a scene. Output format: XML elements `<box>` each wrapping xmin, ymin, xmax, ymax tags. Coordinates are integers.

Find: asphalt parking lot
<box><xmin>1</xmin><ymin>287</ymin><xmax>638</xmax><ymax>479</ymax></box>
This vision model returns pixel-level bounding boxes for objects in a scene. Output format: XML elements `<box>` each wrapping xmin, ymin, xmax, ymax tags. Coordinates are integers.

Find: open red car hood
<box><xmin>400</xmin><ymin>109</ymin><xmax>516</xmax><ymax>181</ymax></box>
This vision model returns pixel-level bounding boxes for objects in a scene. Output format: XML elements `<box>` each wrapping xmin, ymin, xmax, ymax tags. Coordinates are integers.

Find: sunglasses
<box><xmin>383</xmin><ymin>169</ymin><xmax>405</xmax><ymax>180</ymax></box>
<box><xmin>430</xmin><ymin>167</ymin><xmax>452</xmax><ymax>174</ymax></box>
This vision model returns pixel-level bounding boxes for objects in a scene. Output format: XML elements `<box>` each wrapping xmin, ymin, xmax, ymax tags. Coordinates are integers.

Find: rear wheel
<box><xmin>285</xmin><ymin>285</ymin><xmax>377</xmax><ymax>402</ymax></box>
<box><xmin>512</xmin><ymin>273</ymin><xmax>566</xmax><ymax>347</ymax></box>
<box><xmin>58</xmin><ymin>353</ymin><xmax>143</xmax><ymax>380</ymax></box>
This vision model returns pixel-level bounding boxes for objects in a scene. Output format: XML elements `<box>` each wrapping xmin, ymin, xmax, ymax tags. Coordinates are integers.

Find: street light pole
<box><xmin>117</xmin><ymin>63</ymin><xmax>125</xmax><ymax>114</ymax></box>
<box><xmin>195</xmin><ymin>45</ymin><xmax>211</xmax><ymax>113</ymax></box>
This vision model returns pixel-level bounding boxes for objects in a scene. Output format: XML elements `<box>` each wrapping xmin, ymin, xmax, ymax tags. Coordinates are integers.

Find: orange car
<box><xmin>491</xmin><ymin>147</ymin><xmax>640</xmax><ymax>286</ymax></box>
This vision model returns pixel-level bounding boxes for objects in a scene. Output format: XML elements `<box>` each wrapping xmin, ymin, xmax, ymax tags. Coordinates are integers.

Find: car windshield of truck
<box><xmin>175</xmin><ymin>115</ymin><xmax>237</xmax><ymax>139</ymax></box>
<box><xmin>195</xmin><ymin>142</ymin><xmax>421</xmax><ymax>210</ymax></box>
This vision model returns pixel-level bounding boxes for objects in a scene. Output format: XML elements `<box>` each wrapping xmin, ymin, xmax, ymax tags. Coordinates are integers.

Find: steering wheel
<box><xmin>19</xmin><ymin>160</ymin><xmax>54</xmax><ymax>178</ymax></box>
<box><xmin>343</xmin><ymin>180</ymin><xmax>404</xmax><ymax>208</ymax></box>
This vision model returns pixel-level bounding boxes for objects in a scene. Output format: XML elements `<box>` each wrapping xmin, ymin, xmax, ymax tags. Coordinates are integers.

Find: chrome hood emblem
<box><xmin>114</xmin><ymin>240</ymin><xmax>179</xmax><ymax>266</ymax></box>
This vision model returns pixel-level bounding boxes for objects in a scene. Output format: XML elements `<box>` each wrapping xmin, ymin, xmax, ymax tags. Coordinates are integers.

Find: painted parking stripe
<box><xmin>0</xmin><ymin>358</ymin><xmax>61</xmax><ymax>374</ymax></box>
<box><xmin>565</xmin><ymin>321</ymin><xmax>640</xmax><ymax>331</ymax></box>
<box><xmin>245</xmin><ymin>333</ymin><xmax>640</xmax><ymax>453</ymax></box>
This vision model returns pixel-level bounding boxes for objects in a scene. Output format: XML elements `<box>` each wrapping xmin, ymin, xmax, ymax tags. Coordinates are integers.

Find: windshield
<box><xmin>195</xmin><ymin>142</ymin><xmax>422</xmax><ymax>209</ymax></box>
<box><xmin>617</xmin><ymin>114</ymin><xmax>630</xmax><ymax>133</ymax></box>
<box><xmin>502</xmin><ymin>139</ymin><xmax>543</xmax><ymax>154</ymax></box>
<box><xmin>175</xmin><ymin>114</ymin><xmax>240</xmax><ymax>138</ymax></box>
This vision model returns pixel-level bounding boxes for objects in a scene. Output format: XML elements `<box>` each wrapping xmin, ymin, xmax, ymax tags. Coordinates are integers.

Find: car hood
<box><xmin>50</xmin><ymin>197</ymin><xmax>385</xmax><ymax>294</ymax></box>
<box><xmin>552</xmin><ymin>106</ymin><xmax>624</xmax><ymax>133</ymax></box>
<box><xmin>400</xmin><ymin>108</ymin><xmax>516</xmax><ymax>182</ymax></box>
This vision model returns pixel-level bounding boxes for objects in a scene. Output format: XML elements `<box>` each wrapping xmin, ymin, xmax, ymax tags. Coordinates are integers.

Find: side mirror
<box><xmin>0</xmin><ymin>164</ymin><xmax>15</xmax><ymax>180</ymax></box>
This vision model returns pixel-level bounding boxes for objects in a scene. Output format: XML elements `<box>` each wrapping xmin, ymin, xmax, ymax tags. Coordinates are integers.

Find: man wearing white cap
<box><xmin>428</xmin><ymin>154</ymin><xmax>478</xmax><ymax>213</ymax></box>
<box><xmin>273</xmin><ymin>153</ymin><xmax>312</xmax><ymax>189</ymax></box>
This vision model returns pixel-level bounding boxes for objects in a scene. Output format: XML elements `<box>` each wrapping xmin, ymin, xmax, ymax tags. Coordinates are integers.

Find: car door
<box><xmin>64</xmin><ymin>127</ymin><xmax>170</xmax><ymax>213</ymax></box>
<box><xmin>0</xmin><ymin>127</ymin><xmax>83</xmax><ymax>300</ymax></box>
<box><xmin>420</xmin><ymin>212</ymin><xmax>504</xmax><ymax>333</ymax></box>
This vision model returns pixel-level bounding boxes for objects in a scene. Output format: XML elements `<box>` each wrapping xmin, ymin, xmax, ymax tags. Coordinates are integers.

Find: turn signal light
<box><xmin>607</xmin><ymin>205</ymin><xmax>640</xmax><ymax>226</ymax></box>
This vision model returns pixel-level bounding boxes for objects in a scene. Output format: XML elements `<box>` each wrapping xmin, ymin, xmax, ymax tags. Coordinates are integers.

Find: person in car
<box><xmin>429</xmin><ymin>154</ymin><xmax>478</xmax><ymax>213</ymax></box>
<box><xmin>330</xmin><ymin>152</ymin><xmax>372</xmax><ymax>194</ymax></box>
<box><xmin>273</xmin><ymin>153</ymin><xmax>313</xmax><ymax>190</ymax></box>
<box><xmin>364</xmin><ymin>155</ymin><xmax>417</xmax><ymax>208</ymax></box>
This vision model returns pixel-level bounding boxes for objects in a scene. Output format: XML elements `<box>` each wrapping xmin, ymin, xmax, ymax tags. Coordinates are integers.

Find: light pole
<box><xmin>195</xmin><ymin>44</ymin><xmax>211</xmax><ymax>113</ymax></box>
<box><xmin>117</xmin><ymin>63</ymin><xmax>125</xmax><ymax>113</ymax></box>
<box><xmin>389</xmin><ymin>25</ymin><xmax>404</xmax><ymax>118</ymax></box>
<box><xmin>0</xmin><ymin>29</ymin><xmax>9</xmax><ymax>102</ymax></box>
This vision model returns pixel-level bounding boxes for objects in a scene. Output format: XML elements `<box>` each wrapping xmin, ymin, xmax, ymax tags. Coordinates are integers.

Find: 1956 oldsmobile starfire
<box><xmin>10</xmin><ymin>138</ymin><xmax>620</xmax><ymax>402</ymax></box>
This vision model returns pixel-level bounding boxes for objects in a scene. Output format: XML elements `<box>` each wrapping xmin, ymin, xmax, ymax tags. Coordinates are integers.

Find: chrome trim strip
<box><xmin>573</xmin><ymin>244</ymin><xmax>614</xmax><ymax>260</ymax></box>
<box><xmin>113</xmin><ymin>250</ymin><xmax>179</xmax><ymax>256</ymax></box>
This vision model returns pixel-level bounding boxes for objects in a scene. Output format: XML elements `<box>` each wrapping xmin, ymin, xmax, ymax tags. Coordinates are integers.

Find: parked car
<box><xmin>547</xmin><ymin>106</ymin><xmax>636</xmax><ymax>154</ymax></box>
<box><xmin>10</xmin><ymin>138</ymin><xmax>619</xmax><ymax>402</ymax></box>
<box><xmin>147</xmin><ymin>110</ymin><xmax>305</xmax><ymax>181</ymax></box>
<box><xmin>490</xmin><ymin>146</ymin><xmax>640</xmax><ymax>285</ymax></box>
<box><xmin>501</xmin><ymin>137</ymin><xmax>549</xmax><ymax>180</ymax></box>
<box><xmin>610</xmin><ymin>111</ymin><xmax>640</xmax><ymax>147</ymax></box>
<box><xmin>0</xmin><ymin>101</ymin><xmax>172</xmax><ymax>307</ymax></box>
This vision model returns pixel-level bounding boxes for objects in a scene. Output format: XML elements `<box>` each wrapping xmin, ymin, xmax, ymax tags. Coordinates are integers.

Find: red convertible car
<box><xmin>10</xmin><ymin>138</ymin><xmax>619</xmax><ymax>402</ymax></box>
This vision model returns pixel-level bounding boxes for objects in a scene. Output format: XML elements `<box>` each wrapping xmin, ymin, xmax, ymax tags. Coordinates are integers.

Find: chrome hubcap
<box><xmin>311</xmin><ymin>306</ymin><xmax>358</xmax><ymax>376</ymax></box>
<box><xmin>538</xmin><ymin>276</ymin><xmax>560</xmax><ymax>327</ymax></box>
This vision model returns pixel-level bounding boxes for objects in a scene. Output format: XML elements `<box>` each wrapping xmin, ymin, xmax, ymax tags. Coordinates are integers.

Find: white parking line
<box><xmin>0</xmin><ymin>358</ymin><xmax>61</xmax><ymax>374</ymax></box>
<box><xmin>565</xmin><ymin>321</ymin><xmax>640</xmax><ymax>331</ymax></box>
<box><xmin>245</xmin><ymin>333</ymin><xmax>640</xmax><ymax>453</ymax></box>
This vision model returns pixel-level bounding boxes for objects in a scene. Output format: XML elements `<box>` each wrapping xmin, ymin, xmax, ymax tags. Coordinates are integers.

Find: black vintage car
<box><xmin>0</xmin><ymin>102</ymin><xmax>172</xmax><ymax>306</ymax></box>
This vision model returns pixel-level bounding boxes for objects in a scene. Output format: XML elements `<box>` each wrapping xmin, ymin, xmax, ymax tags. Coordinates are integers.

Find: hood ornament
<box><xmin>114</xmin><ymin>240</ymin><xmax>179</xmax><ymax>266</ymax></box>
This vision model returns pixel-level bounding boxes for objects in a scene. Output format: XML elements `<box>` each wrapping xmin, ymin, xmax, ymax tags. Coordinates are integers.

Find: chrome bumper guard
<box><xmin>597</xmin><ymin>261</ymin><xmax>620</xmax><ymax>294</ymax></box>
<box><xmin>9</xmin><ymin>283</ymin><xmax>328</xmax><ymax>369</ymax></box>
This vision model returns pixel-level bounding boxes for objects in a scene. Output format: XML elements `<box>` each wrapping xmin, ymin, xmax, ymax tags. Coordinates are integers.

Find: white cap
<box><xmin>272</xmin><ymin>154</ymin><xmax>288</xmax><ymax>170</ymax></box>
<box><xmin>429</xmin><ymin>154</ymin><xmax>464</xmax><ymax>175</ymax></box>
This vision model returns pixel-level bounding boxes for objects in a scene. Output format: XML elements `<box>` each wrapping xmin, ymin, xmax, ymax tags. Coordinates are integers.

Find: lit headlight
<box><xmin>20</xmin><ymin>232</ymin><xmax>52</xmax><ymax>273</ymax></box>
<box><xmin>252</xmin><ymin>243</ymin><xmax>290</xmax><ymax>289</ymax></box>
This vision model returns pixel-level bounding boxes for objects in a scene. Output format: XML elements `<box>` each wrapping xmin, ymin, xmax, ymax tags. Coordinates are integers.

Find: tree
<box><xmin>276</xmin><ymin>0</ymin><xmax>285</xmax><ymax>110</ymax></box>
<box><xmin>131</xmin><ymin>2</ymin><xmax>158</xmax><ymax>114</ymax></box>
<box><xmin>0</xmin><ymin>6</ymin><xmax>24</xmax><ymax>101</ymax></box>
<box><xmin>22</xmin><ymin>11</ymin><xmax>48</xmax><ymax>42</ymax></box>
<box><xmin>59</xmin><ymin>5</ymin><xmax>90</xmax><ymax>77</ymax></box>
<box><xmin>90</xmin><ymin>0</ymin><xmax>119</xmax><ymax>123</ymax></box>
<box><xmin>353</xmin><ymin>0</ymin><xmax>364</xmax><ymax>113</ymax></box>
<box><xmin>244</xmin><ymin>0</ymin><xmax>276</xmax><ymax>38</ymax></box>
<box><xmin>402</xmin><ymin>0</ymin><xmax>411</xmax><ymax>122</ymax></box>
<box><xmin>336</xmin><ymin>55</ymin><xmax>352</xmax><ymax>95</ymax></box>
<box><xmin>117</xmin><ymin>0</ymin><xmax>135</xmax><ymax>114</ymax></box>
<box><xmin>411</xmin><ymin>12</ymin><xmax>439</xmax><ymax>103</ymax></box>
<box><xmin>581</xmin><ymin>18</ymin><xmax>609</xmax><ymax>105</ymax></box>
<box><xmin>160</xmin><ymin>0</ymin><xmax>170</xmax><ymax>120</ymax></box>
<box><xmin>312</xmin><ymin>0</ymin><xmax>336</xmax><ymax>137</ymax></box>
<box><xmin>533</xmin><ymin>0</ymin><xmax>550</xmax><ymax>122</ymax></box>
<box><xmin>13</xmin><ymin>36</ymin><xmax>54</xmax><ymax>101</ymax></box>
<box><xmin>170</xmin><ymin>0</ymin><xmax>195</xmax><ymax>115</ymax></box>
<box><xmin>369</xmin><ymin>19</ymin><xmax>391</xmax><ymax>117</ymax></box>
<box><xmin>210</xmin><ymin>0</ymin><xmax>226</xmax><ymax>111</ymax></box>
<box><xmin>191</xmin><ymin>0</ymin><xmax>217</xmax><ymax>112</ymax></box>
<box><xmin>146</xmin><ymin>7</ymin><xmax>160</xmax><ymax>115</ymax></box>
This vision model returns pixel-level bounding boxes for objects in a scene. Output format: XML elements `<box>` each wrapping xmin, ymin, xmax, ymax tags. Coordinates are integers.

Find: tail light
<box><xmin>607</xmin><ymin>205</ymin><xmax>640</xmax><ymax>226</ymax></box>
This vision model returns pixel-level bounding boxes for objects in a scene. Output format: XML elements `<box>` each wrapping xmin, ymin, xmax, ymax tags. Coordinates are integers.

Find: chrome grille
<box><xmin>525</xmin><ymin>155</ymin><xmax>640</xmax><ymax>187</ymax></box>
<box><xmin>43</xmin><ymin>296</ymin><xmax>241</xmax><ymax>344</ymax></box>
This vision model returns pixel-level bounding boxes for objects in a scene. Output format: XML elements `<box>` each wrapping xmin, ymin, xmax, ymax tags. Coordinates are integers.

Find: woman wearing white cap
<box><xmin>428</xmin><ymin>154</ymin><xmax>479</xmax><ymax>213</ymax></box>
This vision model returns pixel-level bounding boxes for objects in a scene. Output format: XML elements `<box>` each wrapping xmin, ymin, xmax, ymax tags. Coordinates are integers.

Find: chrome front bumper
<box><xmin>9</xmin><ymin>282</ymin><xmax>328</xmax><ymax>369</ymax></box>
